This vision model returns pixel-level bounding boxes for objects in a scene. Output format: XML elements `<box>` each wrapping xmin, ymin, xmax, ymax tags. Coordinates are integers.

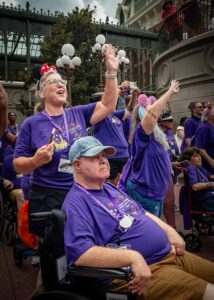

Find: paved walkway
<box><xmin>0</xmin><ymin>212</ymin><xmax>213</xmax><ymax>300</ymax></box>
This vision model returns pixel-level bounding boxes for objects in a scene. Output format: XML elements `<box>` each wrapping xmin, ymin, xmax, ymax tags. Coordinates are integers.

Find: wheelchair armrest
<box><xmin>68</xmin><ymin>266</ymin><xmax>132</xmax><ymax>281</ymax></box>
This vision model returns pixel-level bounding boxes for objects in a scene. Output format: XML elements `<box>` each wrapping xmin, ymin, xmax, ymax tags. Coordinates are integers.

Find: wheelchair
<box><xmin>30</xmin><ymin>209</ymin><xmax>136</xmax><ymax>300</ymax></box>
<box><xmin>0</xmin><ymin>181</ymin><xmax>17</xmax><ymax>245</ymax></box>
<box><xmin>179</xmin><ymin>173</ymin><xmax>214</xmax><ymax>252</ymax></box>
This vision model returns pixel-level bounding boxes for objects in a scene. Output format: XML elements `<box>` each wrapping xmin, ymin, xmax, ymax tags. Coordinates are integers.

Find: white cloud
<box><xmin>88</xmin><ymin>0</ymin><xmax>117</xmax><ymax>23</ymax></box>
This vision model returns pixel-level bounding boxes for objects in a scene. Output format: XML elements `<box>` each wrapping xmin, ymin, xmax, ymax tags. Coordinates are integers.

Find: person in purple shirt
<box><xmin>126</xmin><ymin>81</ymin><xmax>179</xmax><ymax>217</ymax></box>
<box><xmin>181</xmin><ymin>101</ymin><xmax>203</xmax><ymax>151</ymax></box>
<box><xmin>181</xmin><ymin>147</ymin><xmax>214</xmax><ymax>212</ymax></box>
<box><xmin>13</xmin><ymin>44</ymin><xmax>119</xmax><ymax>237</ymax></box>
<box><xmin>62</xmin><ymin>136</ymin><xmax>214</xmax><ymax>300</ymax></box>
<box><xmin>93</xmin><ymin>88</ymin><xmax>138</xmax><ymax>185</ymax></box>
<box><xmin>194</xmin><ymin>104</ymin><xmax>214</xmax><ymax>174</ymax></box>
<box><xmin>158</xmin><ymin>111</ymin><xmax>179</xmax><ymax>229</ymax></box>
<box><xmin>2</xmin><ymin>152</ymin><xmax>25</xmax><ymax>209</ymax></box>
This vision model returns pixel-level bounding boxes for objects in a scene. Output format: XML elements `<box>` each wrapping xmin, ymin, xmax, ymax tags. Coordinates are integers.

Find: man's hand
<box><xmin>3</xmin><ymin>179</ymin><xmax>14</xmax><ymax>190</ymax></box>
<box><xmin>105</xmin><ymin>44</ymin><xmax>119</xmax><ymax>73</ymax></box>
<box><xmin>167</xmin><ymin>228</ymin><xmax>185</xmax><ymax>255</ymax></box>
<box><xmin>31</xmin><ymin>142</ymin><xmax>55</xmax><ymax>168</ymax></box>
<box><xmin>128</xmin><ymin>252</ymin><xmax>151</xmax><ymax>296</ymax></box>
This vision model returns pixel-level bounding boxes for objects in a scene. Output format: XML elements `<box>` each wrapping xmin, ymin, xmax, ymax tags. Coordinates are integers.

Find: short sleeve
<box><xmin>13</xmin><ymin>121</ymin><xmax>34</xmax><ymax>158</ymax></box>
<box><xmin>64</xmin><ymin>212</ymin><xmax>96</xmax><ymax>266</ymax></box>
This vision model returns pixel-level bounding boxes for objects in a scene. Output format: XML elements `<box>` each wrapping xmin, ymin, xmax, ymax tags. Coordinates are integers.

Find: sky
<box><xmin>3</xmin><ymin>0</ymin><xmax>120</xmax><ymax>23</ymax></box>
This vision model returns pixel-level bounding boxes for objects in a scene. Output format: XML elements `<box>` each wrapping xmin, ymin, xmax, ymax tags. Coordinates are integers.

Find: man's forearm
<box><xmin>75</xmin><ymin>246</ymin><xmax>141</xmax><ymax>269</ymax></box>
<box><xmin>200</xmin><ymin>149</ymin><xmax>214</xmax><ymax>166</ymax></box>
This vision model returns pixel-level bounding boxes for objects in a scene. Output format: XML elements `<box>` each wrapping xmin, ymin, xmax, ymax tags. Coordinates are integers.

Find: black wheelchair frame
<box><xmin>180</xmin><ymin>171</ymin><xmax>214</xmax><ymax>252</ymax></box>
<box><xmin>30</xmin><ymin>209</ymin><xmax>136</xmax><ymax>300</ymax></box>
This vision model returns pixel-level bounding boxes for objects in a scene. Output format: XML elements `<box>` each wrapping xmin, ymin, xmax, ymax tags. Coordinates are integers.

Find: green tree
<box><xmin>40</xmin><ymin>6</ymin><xmax>102</xmax><ymax>105</ymax></box>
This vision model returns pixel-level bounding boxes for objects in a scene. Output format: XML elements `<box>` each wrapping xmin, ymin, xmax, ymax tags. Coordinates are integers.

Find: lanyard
<box><xmin>42</xmin><ymin>110</ymin><xmax>70</xmax><ymax>145</ymax></box>
<box><xmin>75</xmin><ymin>183</ymin><xmax>127</xmax><ymax>223</ymax></box>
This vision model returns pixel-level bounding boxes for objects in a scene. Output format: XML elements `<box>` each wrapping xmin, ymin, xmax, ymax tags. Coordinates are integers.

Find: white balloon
<box><xmin>56</xmin><ymin>58</ymin><xmax>63</xmax><ymax>68</ymax></box>
<box><xmin>120</xmin><ymin>56</ymin><xmax>126</xmax><ymax>63</ymax></box>
<box><xmin>69</xmin><ymin>60</ymin><xmax>75</xmax><ymax>69</ymax></box>
<box><xmin>92</xmin><ymin>46</ymin><xmax>96</xmax><ymax>53</ymax></box>
<box><xmin>96</xmin><ymin>34</ymin><xmax>106</xmax><ymax>44</ymax></box>
<box><xmin>72</xmin><ymin>56</ymin><xmax>82</xmax><ymax>67</ymax></box>
<box><xmin>61</xmin><ymin>44</ymin><xmax>75</xmax><ymax>57</ymax></box>
<box><xmin>61</xmin><ymin>55</ymin><xmax>71</xmax><ymax>66</ymax></box>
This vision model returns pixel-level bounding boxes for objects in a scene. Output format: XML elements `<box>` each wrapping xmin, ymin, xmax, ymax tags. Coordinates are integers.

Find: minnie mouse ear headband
<box><xmin>33</xmin><ymin>63</ymin><xmax>57</xmax><ymax>80</ymax></box>
<box><xmin>33</xmin><ymin>63</ymin><xmax>57</xmax><ymax>90</ymax></box>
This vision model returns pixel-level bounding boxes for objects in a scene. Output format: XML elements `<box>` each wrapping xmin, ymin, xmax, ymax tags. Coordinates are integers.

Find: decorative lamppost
<box><xmin>56</xmin><ymin>44</ymin><xmax>81</xmax><ymax>106</ymax></box>
<box><xmin>92</xmin><ymin>34</ymin><xmax>107</xmax><ymax>92</ymax></box>
<box><xmin>118</xmin><ymin>49</ymin><xmax>130</xmax><ymax>84</ymax></box>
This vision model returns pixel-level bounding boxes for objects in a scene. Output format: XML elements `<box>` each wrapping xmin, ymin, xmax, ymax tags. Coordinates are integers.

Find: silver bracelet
<box><xmin>105</xmin><ymin>72</ymin><xmax>117</xmax><ymax>79</ymax></box>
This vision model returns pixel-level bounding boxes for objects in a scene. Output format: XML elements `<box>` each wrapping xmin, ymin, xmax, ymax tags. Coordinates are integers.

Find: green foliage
<box><xmin>15</xmin><ymin>95</ymin><xmax>33</xmax><ymax>117</ymax></box>
<box><xmin>40</xmin><ymin>6</ymin><xmax>102</xmax><ymax>105</ymax></box>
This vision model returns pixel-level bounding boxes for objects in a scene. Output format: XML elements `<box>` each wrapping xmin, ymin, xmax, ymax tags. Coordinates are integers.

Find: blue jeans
<box><xmin>126</xmin><ymin>180</ymin><xmax>163</xmax><ymax>217</ymax></box>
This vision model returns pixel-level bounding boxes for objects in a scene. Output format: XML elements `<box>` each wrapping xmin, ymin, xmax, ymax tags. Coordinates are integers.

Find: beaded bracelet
<box><xmin>105</xmin><ymin>72</ymin><xmax>117</xmax><ymax>79</ymax></box>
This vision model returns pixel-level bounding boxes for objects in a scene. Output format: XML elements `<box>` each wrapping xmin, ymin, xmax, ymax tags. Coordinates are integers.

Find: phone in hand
<box><xmin>49</xmin><ymin>128</ymin><xmax>56</xmax><ymax>144</ymax></box>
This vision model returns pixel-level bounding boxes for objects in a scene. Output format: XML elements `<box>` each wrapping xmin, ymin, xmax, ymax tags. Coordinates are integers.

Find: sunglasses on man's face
<box><xmin>195</xmin><ymin>106</ymin><xmax>203</xmax><ymax>109</ymax></box>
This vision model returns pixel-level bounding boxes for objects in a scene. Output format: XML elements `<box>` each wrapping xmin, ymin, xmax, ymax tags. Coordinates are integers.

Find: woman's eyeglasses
<box><xmin>44</xmin><ymin>78</ymin><xmax>67</xmax><ymax>86</ymax></box>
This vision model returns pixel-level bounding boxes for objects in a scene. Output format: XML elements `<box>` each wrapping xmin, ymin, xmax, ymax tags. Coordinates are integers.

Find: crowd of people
<box><xmin>0</xmin><ymin>42</ymin><xmax>214</xmax><ymax>299</ymax></box>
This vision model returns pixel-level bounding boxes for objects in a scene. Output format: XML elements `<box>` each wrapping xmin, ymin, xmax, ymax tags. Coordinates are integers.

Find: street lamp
<box><xmin>92</xmin><ymin>34</ymin><xmax>107</xmax><ymax>92</ymax></box>
<box><xmin>118</xmin><ymin>49</ymin><xmax>130</xmax><ymax>84</ymax></box>
<box><xmin>56</xmin><ymin>43</ymin><xmax>81</xmax><ymax>106</ymax></box>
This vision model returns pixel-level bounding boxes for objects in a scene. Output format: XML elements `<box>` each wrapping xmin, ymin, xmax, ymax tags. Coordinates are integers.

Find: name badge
<box><xmin>58</xmin><ymin>156</ymin><xmax>73</xmax><ymax>174</ymax></box>
<box><xmin>119</xmin><ymin>214</ymin><xmax>134</xmax><ymax>229</ymax></box>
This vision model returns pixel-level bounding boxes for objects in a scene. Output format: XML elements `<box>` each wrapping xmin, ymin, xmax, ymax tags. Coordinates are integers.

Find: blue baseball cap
<box><xmin>69</xmin><ymin>136</ymin><xmax>116</xmax><ymax>164</ymax></box>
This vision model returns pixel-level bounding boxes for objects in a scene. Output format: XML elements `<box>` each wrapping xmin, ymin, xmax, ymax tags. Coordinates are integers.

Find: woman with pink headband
<box><xmin>126</xmin><ymin>81</ymin><xmax>179</xmax><ymax>217</ymax></box>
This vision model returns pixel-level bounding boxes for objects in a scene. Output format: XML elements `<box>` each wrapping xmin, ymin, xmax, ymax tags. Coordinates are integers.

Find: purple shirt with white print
<box><xmin>62</xmin><ymin>182</ymin><xmax>171</xmax><ymax>266</ymax></box>
<box><xmin>14</xmin><ymin>103</ymin><xmax>96</xmax><ymax>189</ymax></box>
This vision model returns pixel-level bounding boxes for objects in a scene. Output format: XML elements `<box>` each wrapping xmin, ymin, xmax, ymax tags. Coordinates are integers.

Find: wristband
<box><xmin>105</xmin><ymin>72</ymin><xmax>117</xmax><ymax>79</ymax></box>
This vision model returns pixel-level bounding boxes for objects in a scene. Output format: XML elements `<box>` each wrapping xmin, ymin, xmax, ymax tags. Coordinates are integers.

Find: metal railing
<box><xmin>159</xmin><ymin>0</ymin><xmax>214</xmax><ymax>53</ymax></box>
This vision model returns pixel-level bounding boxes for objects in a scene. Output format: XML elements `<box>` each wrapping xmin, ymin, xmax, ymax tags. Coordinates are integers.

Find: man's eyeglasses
<box><xmin>195</xmin><ymin>106</ymin><xmax>203</xmax><ymax>109</ymax></box>
<box><xmin>44</xmin><ymin>78</ymin><xmax>67</xmax><ymax>86</ymax></box>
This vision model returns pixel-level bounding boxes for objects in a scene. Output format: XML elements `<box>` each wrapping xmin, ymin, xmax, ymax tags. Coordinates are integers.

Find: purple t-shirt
<box><xmin>93</xmin><ymin>110</ymin><xmax>129</xmax><ymax>158</ymax></box>
<box><xmin>187</xmin><ymin>164</ymin><xmax>214</xmax><ymax>203</ymax></box>
<box><xmin>184</xmin><ymin>115</ymin><xmax>201</xmax><ymax>139</ymax></box>
<box><xmin>194</xmin><ymin>121</ymin><xmax>214</xmax><ymax>174</ymax></box>
<box><xmin>164</xmin><ymin>129</ymin><xmax>179</xmax><ymax>158</ymax></box>
<box><xmin>14</xmin><ymin>103</ymin><xmax>96</xmax><ymax>189</ymax></box>
<box><xmin>2</xmin><ymin>153</ymin><xmax>22</xmax><ymax>189</ymax></box>
<box><xmin>129</xmin><ymin>124</ymin><xmax>171</xmax><ymax>200</ymax></box>
<box><xmin>62</xmin><ymin>183</ymin><xmax>170</xmax><ymax>266</ymax></box>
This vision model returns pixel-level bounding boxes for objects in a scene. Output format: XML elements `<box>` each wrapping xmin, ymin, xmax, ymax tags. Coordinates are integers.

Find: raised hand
<box><xmin>104</xmin><ymin>44</ymin><xmax>119</xmax><ymax>73</ymax></box>
<box><xmin>169</xmin><ymin>80</ymin><xmax>180</xmax><ymax>95</ymax></box>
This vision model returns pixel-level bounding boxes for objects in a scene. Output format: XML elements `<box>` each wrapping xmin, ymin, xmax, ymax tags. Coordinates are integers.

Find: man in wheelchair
<box><xmin>181</xmin><ymin>147</ymin><xmax>214</xmax><ymax>212</ymax></box>
<box><xmin>62</xmin><ymin>136</ymin><xmax>214</xmax><ymax>300</ymax></box>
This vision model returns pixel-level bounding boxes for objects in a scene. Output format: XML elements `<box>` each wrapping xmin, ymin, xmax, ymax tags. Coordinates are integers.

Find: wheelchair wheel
<box><xmin>0</xmin><ymin>191</ymin><xmax>4</xmax><ymax>236</ymax></box>
<box><xmin>195</xmin><ymin>221</ymin><xmax>211</xmax><ymax>235</ymax></box>
<box><xmin>184</xmin><ymin>233</ymin><xmax>202</xmax><ymax>252</ymax></box>
<box><xmin>30</xmin><ymin>291</ymin><xmax>91</xmax><ymax>300</ymax></box>
<box><xmin>3</xmin><ymin>222</ymin><xmax>17</xmax><ymax>245</ymax></box>
<box><xmin>13</xmin><ymin>245</ymin><xmax>23</xmax><ymax>267</ymax></box>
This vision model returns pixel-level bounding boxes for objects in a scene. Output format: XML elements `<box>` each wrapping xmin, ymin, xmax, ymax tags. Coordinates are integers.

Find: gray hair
<box><xmin>35</xmin><ymin>69</ymin><xmax>61</xmax><ymax>103</ymax></box>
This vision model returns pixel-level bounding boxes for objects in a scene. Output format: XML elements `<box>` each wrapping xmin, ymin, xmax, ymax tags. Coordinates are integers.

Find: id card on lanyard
<box><xmin>42</xmin><ymin>110</ymin><xmax>72</xmax><ymax>174</ymax></box>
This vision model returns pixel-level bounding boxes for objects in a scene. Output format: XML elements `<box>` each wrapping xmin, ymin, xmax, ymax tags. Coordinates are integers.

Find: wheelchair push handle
<box><xmin>30</xmin><ymin>211</ymin><xmax>52</xmax><ymax>220</ymax></box>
